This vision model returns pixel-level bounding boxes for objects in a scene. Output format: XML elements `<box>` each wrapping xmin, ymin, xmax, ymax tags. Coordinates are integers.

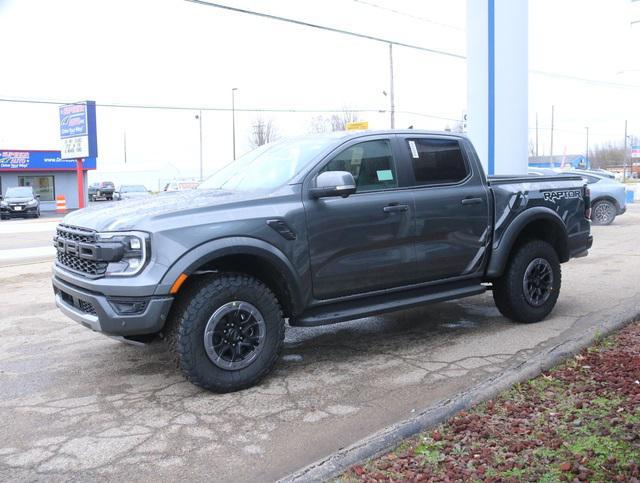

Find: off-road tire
<box><xmin>591</xmin><ymin>199</ymin><xmax>616</xmax><ymax>225</ymax></box>
<box><xmin>493</xmin><ymin>240</ymin><xmax>561</xmax><ymax>323</ymax></box>
<box><xmin>166</xmin><ymin>273</ymin><xmax>285</xmax><ymax>392</ymax></box>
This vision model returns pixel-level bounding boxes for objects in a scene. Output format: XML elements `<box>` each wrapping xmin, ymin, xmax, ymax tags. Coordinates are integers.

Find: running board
<box><xmin>291</xmin><ymin>281</ymin><xmax>486</xmax><ymax>327</ymax></box>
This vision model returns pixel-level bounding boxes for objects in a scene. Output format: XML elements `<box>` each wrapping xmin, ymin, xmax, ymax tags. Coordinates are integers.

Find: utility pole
<box><xmin>389</xmin><ymin>43</ymin><xmax>395</xmax><ymax>129</ymax></box>
<box><xmin>624</xmin><ymin>119</ymin><xmax>628</xmax><ymax>181</ymax></box>
<box><xmin>123</xmin><ymin>131</ymin><xmax>127</xmax><ymax>164</ymax></box>
<box><xmin>585</xmin><ymin>126</ymin><xmax>589</xmax><ymax>168</ymax></box>
<box><xmin>550</xmin><ymin>105</ymin><xmax>555</xmax><ymax>159</ymax></box>
<box><xmin>232</xmin><ymin>88</ymin><xmax>238</xmax><ymax>160</ymax></box>
<box><xmin>197</xmin><ymin>110</ymin><xmax>203</xmax><ymax>181</ymax></box>
<box><xmin>535</xmin><ymin>113</ymin><xmax>539</xmax><ymax>157</ymax></box>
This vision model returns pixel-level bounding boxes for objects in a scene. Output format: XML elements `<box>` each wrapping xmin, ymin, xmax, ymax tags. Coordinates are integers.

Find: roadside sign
<box><xmin>59</xmin><ymin>101</ymin><xmax>98</xmax><ymax>159</ymax></box>
<box><xmin>346</xmin><ymin>121</ymin><xmax>369</xmax><ymax>131</ymax></box>
<box><xmin>632</xmin><ymin>145</ymin><xmax>640</xmax><ymax>158</ymax></box>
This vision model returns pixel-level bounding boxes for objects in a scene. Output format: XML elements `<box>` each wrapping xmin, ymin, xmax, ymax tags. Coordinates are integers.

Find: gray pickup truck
<box><xmin>52</xmin><ymin>130</ymin><xmax>592</xmax><ymax>392</ymax></box>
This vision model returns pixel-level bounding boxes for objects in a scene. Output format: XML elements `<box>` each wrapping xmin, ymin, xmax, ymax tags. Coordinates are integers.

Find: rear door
<box><xmin>399</xmin><ymin>135</ymin><xmax>491</xmax><ymax>281</ymax></box>
<box><xmin>302</xmin><ymin>135</ymin><xmax>416</xmax><ymax>299</ymax></box>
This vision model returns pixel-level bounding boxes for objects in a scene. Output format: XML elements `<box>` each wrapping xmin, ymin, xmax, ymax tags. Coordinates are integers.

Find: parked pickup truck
<box><xmin>52</xmin><ymin>131</ymin><xmax>592</xmax><ymax>392</ymax></box>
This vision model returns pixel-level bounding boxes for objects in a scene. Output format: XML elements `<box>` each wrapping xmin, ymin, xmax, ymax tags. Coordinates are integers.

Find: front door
<box><xmin>303</xmin><ymin>137</ymin><xmax>416</xmax><ymax>300</ymax></box>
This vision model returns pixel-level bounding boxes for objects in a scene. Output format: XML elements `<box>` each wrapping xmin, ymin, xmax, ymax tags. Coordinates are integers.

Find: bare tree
<box><xmin>330</xmin><ymin>110</ymin><xmax>360</xmax><ymax>131</ymax></box>
<box><xmin>249</xmin><ymin>117</ymin><xmax>278</xmax><ymax>147</ymax></box>
<box><xmin>308</xmin><ymin>115</ymin><xmax>331</xmax><ymax>133</ymax></box>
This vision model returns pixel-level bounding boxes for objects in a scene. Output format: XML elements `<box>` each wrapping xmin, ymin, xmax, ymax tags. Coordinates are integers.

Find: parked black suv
<box><xmin>0</xmin><ymin>186</ymin><xmax>40</xmax><ymax>219</ymax></box>
<box><xmin>88</xmin><ymin>181</ymin><xmax>115</xmax><ymax>201</ymax></box>
<box><xmin>52</xmin><ymin>131</ymin><xmax>592</xmax><ymax>392</ymax></box>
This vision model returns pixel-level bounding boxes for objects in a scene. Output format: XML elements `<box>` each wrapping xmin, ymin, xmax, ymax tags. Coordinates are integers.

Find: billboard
<box><xmin>0</xmin><ymin>150</ymin><xmax>96</xmax><ymax>170</ymax></box>
<box><xmin>632</xmin><ymin>145</ymin><xmax>640</xmax><ymax>159</ymax></box>
<box><xmin>59</xmin><ymin>101</ymin><xmax>98</xmax><ymax>159</ymax></box>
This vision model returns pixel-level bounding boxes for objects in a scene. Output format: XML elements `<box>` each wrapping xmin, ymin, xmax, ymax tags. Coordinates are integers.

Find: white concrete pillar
<box><xmin>467</xmin><ymin>0</ymin><xmax>528</xmax><ymax>175</ymax></box>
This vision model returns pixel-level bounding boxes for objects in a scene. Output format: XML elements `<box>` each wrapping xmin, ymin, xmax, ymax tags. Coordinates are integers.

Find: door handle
<box><xmin>383</xmin><ymin>203</ymin><xmax>409</xmax><ymax>213</ymax></box>
<box><xmin>461</xmin><ymin>197</ymin><xmax>483</xmax><ymax>206</ymax></box>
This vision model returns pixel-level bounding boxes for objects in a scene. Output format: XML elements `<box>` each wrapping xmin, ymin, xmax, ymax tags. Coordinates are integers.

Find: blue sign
<box><xmin>59</xmin><ymin>104</ymin><xmax>88</xmax><ymax>138</ymax></box>
<box><xmin>59</xmin><ymin>101</ymin><xmax>98</xmax><ymax>159</ymax></box>
<box><xmin>0</xmin><ymin>150</ymin><xmax>96</xmax><ymax>170</ymax></box>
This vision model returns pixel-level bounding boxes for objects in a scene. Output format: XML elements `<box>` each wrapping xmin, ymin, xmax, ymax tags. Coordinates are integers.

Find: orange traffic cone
<box><xmin>56</xmin><ymin>195</ymin><xmax>67</xmax><ymax>213</ymax></box>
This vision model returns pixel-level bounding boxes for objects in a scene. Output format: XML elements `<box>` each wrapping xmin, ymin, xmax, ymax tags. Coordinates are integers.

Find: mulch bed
<box><xmin>342</xmin><ymin>320</ymin><xmax>640</xmax><ymax>482</ymax></box>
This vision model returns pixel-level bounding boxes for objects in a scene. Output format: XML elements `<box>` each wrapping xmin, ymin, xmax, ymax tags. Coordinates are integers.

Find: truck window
<box><xmin>322</xmin><ymin>139</ymin><xmax>397</xmax><ymax>193</ymax></box>
<box><xmin>406</xmin><ymin>138</ymin><xmax>468</xmax><ymax>185</ymax></box>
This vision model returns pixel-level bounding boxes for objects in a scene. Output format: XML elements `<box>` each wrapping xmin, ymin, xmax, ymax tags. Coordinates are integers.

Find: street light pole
<box><xmin>232</xmin><ymin>88</ymin><xmax>238</xmax><ymax>160</ymax></box>
<box><xmin>197</xmin><ymin>110</ymin><xmax>203</xmax><ymax>181</ymax></box>
<box><xmin>389</xmin><ymin>43</ymin><xmax>395</xmax><ymax>129</ymax></box>
<box><xmin>624</xmin><ymin>119</ymin><xmax>628</xmax><ymax>181</ymax></box>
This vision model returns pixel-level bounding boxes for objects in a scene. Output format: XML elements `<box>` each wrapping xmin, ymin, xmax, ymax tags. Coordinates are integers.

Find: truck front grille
<box><xmin>55</xmin><ymin>224</ymin><xmax>108</xmax><ymax>277</ymax></box>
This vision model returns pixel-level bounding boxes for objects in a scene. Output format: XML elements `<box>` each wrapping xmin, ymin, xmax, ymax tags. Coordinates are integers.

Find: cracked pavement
<box><xmin>1</xmin><ymin>205</ymin><xmax>639</xmax><ymax>482</ymax></box>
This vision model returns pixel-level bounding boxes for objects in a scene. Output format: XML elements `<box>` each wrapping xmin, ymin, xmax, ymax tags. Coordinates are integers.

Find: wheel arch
<box><xmin>486</xmin><ymin>207</ymin><xmax>569</xmax><ymax>279</ymax></box>
<box><xmin>157</xmin><ymin>237</ymin><xmax>303</xmax><ymax>318</ymax></box>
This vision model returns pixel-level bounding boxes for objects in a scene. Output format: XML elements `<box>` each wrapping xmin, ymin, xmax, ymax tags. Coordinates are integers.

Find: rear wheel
<box><xmin>166</xmin><ymin>273</ymin><xmax>285</xmax><ymax>392</ymax></box>
<box><xmin>493</xmin><ymin>240</ymin><xmax>561</xmax><ymax>323</ymax></box>
<box><xmin>591</xmin><ymin>200</ymin><xmax>616</xmax><ymax>225</ymax></box>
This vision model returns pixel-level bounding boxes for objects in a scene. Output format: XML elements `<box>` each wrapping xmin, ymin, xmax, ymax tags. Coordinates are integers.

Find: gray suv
<box><xmin>52</xmin><ymin>131</ymin><xmax>592</xmax><ymax>392</ymax></box>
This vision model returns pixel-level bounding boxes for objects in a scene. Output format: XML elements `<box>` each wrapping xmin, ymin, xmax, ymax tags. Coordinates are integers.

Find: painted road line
<box><xmin>0</xmin><ymin>246</ymin><xmax>56</xmax><ymax>262</ymax></box>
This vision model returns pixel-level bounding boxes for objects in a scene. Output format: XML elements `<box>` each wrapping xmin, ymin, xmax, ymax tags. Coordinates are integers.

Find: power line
<box><xmin>0</xmin><ymin>96</ymin><xmax>462</xmax><ymax>122</ymax></box>
<box><xmin>352</xmin><ymin>0</ymin><xmax>464</xmax><ymax>32</ymax></box>
<box><xmin>530</xmin><ymin>70</ymin><xmax>640</xmax><ymax>90</ymax></box>
<box><xmin>185</xmin><ymin>1</ymin><xmax>640</xmax><ymax>92</ymax></box>
<box><xmin>184</xmin><ymin>0</ymin><xmax>466</xmax><ymax>59</ymax></box>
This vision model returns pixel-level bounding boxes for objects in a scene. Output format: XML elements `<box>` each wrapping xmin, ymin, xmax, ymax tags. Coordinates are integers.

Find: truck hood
<box><xmin>62</xmin><ymin>189</ymin><xmax>263</xmax><ymax>231</ymax></box>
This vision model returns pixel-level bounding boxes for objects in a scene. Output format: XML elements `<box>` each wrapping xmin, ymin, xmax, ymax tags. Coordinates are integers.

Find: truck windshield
<box><xmin>198</xmin><ymin>137</ymin><xmax>333</xmax><ymax>192</ymax></box>
<box><xmin>5</xmin><ymin>187</ymin><xmax>33</xmax><ymax>198</ymax></box>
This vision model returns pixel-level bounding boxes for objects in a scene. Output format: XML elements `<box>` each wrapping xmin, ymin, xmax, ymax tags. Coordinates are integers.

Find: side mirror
<box><xmin>310</xmin><ymin>171</ymin><xmax>357</xmax><ymax>199</ymax></box>
<box><xmin>35</xmin><ymin>194</ymin><xmax>40</xmax><ymax>199</ymax></box>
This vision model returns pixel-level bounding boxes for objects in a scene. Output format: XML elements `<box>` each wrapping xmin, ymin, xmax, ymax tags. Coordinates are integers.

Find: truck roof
<box><xmin>309</xmin><ymin>129</ymin><xmax>468</xmax><ymax>141</ymax></box>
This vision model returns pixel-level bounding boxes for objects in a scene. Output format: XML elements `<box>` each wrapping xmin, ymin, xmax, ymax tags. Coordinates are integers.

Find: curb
<box><xmin>279</xmin><ymin>302</ymin><xmax>640</xmax><ymax>483</ymax></box>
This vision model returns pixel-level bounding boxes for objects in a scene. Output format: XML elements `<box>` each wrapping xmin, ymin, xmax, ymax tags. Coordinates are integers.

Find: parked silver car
<box><xmin>529</xmin><ymin>168</ymin><xmax>626</xmax><ymax>225</ymax></box>
<box><xmin>113</xmin><ymin>185</ymin><xmax>151</xmax><ymax>201</ymax></box>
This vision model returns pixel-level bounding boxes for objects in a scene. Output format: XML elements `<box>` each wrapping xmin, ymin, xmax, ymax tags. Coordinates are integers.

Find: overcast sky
<box><xmin>0</xmin><ymin>0</ymin><xmax>638</xmax><ymax>186</ymax></box>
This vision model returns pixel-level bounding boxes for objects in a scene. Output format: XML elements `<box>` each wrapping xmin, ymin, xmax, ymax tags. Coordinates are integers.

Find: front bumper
<box><xmin>52</xmin><ymin>275</ymin><xmax>173</xmax><ymax>336</ymax></box>
<box><xmin>1</xmin><ymin>206</ymin><xmax>38</xmax><ymax>216</ymax></box>
<box><xmin>618</xmin><ymin>206</ymin><xmax>626</xmax><ymax>216</ymax></box>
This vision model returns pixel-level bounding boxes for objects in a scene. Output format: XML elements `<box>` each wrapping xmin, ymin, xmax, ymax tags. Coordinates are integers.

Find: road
<box><xmin>1</xmin><ymin>206</ymin><xmax>639</xmax><ymax>482</ymax></box>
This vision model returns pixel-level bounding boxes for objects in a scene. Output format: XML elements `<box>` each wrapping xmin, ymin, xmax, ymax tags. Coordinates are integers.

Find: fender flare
<box><xmin>156</xmin><ymin>236</ymin><xmax>304</xmax><ymax>314</ymax></box>
<box><xmin>486</xmin><ymin>207</ymin><xmax>569</xmax><ymax>278</ymax></box>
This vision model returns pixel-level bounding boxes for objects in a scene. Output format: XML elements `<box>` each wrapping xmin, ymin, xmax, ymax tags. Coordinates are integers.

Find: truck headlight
<box><xmin>97</xmin><ymin>231</ymin><xmax>149</xmax><ymax>276</ymax></box>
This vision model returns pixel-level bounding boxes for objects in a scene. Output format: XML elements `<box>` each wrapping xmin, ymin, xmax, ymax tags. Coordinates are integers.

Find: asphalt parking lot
<box><xmin>1</xmin><ymin>206</ymin><xmax>639</xmax><ymax>482</ymax></box>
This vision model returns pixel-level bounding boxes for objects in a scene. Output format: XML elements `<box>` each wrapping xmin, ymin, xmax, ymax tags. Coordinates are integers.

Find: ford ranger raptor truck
<box><xmin>52</xmin><ymin>131</ymin><xmax>593</xmax><ymax>392</ymax></box>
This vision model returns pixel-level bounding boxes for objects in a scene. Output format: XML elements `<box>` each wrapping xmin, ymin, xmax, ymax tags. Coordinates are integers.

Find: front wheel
<box><xmin>166</xmin><ymin>273</ymin><xmax>285</xmax><ymax>392</ymax></box>
<box><xmin>493</xmin><ymin>240</ymin><xmax>561</xmax><ymax>323</ymax></box>
<box><xmin>591</xmin><ymin>200</ymin><xmax>616</xmax><ymax>225</ymax></box>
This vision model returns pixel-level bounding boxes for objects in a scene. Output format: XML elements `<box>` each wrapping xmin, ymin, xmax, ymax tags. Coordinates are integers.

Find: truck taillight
<box><xmin>583</xmin><ymin>185</ymin><xmax>591</xmax><ymax>219</ymax></box>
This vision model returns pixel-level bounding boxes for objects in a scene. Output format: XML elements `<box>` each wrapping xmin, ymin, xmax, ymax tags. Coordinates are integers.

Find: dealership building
<box><xmin>0</xmin><ymin>150</ymin><xmax>95</xmax><ymax>211</ymax></box>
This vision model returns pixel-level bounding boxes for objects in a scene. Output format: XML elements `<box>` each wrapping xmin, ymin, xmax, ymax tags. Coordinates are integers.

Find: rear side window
<box><xmin>322</xmin><ymin>139</ymin><xmax>397</xmax><ymax>193</ymax></box>
<box><xmin>406</xmin><ymin>138</ymin><xmax>468</xmax><ymax>185</ymax></box>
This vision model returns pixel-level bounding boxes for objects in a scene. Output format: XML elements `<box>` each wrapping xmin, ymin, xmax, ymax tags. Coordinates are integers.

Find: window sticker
<box><xmin>377</xmin><ymin>169</ymin><xmax>393</xmax><ymax>181</ymax></box>
<box><xmin>408</xmin><ymin>140</ymin><xmax>419</xmax><ymax>159</ymax></box>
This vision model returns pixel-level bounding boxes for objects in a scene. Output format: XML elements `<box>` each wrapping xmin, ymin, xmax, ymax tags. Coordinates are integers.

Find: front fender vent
<box><xmin>266</xmin><ymin>219</ymin><xmax>296</xmax><ymax>240</ymax></box>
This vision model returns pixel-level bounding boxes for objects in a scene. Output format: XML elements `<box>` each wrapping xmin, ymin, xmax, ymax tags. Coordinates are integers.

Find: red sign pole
<box><xmin>76</xmin><ymin>158</ymin><xmax>85</xmax><ymax>209</ymax></box>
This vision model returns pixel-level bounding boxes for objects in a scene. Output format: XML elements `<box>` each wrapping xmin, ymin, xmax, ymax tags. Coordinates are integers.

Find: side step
<box><xmin>291</xmin><ymin>281</ymin><xmax>486</xmax><ymax>327</ymax></box>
